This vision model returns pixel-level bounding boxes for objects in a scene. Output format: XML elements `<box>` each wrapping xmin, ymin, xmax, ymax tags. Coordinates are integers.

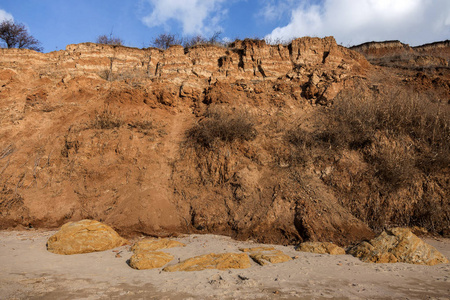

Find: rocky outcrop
<box><xmin>163</xmin><ymin>253</ymin><xmax>251</xmax><ymax>272</ymax></box>
<box><xmin>131</xmin><ymin>238</ymin><xmax>186</xmax><ymax>253</ymax></box>
<box><xmin>129</xmin><ymin>251</ymin><xmax>174</xmax><ymax>270</ymax></box>
<box><xmin>351</xmin><ymin>40</ymin><xmax>449</xmax><ymax>68</ymax></box>
<box><xmin>47</xmin><ymin>220</ymin><xmax>128</xmax><ymax>255</ymax></box>
<box><xmin>350</xmin><ymin>40</ymin><xmax>413</xmax><ymax>57</ymax></box>
<box><xmin>348</xmin><ymin>228</ymin><xmax>449</xmax><ymax>265</ymax></box>
<box><xmin>296</xmin><ymin>242</ymin><xmax>345</xmax><ymax>255</ymax></box>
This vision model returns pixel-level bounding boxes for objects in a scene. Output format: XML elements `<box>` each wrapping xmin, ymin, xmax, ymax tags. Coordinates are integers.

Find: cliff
<box><xmin>351</xmin><ymin>40</ymin><xmax>450</xmax><ymax>68</ymax></box>
<box><xmin>0</xmin><ymin>36</ymin><xmax>448</xmax><ymax>245</ymax></box>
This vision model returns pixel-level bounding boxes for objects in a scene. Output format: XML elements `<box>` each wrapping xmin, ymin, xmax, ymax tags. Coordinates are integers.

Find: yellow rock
<box><xmin>239</xmin><ymin>246</ymin><xmax>275</xmax><ymax>252</ymax></box>
<box><xmin>47</xmin><ymin>220</ymin><xmax>128</xmax><ymax>255</ymax></box>
<box><xmin>131</xmin><ymin>238</ymin><xmax>185</xmax><ymax>254</ymax></box>
<box><xmin>129</xmin><ymin>251</ymin><xmax>174</xmax><ymax>270</ymax></box>
<box><xmin>348</xmin><ymin>227</ymin><xmax>449</xmax><ymax>265</ymax></box>
<box><xmin>249</xmin><ymin>250</ymin><xmax>292</xmax><ymax>266</ymax></box>
<box><xmin>163</xmin><ymin>253</ymin><xmax>251</xmax><ymax>272</ymax></box>
<box><xmin>296</xmin><ymin>242</ymin><xmax>346</xmax><ymax>255</ymax></box>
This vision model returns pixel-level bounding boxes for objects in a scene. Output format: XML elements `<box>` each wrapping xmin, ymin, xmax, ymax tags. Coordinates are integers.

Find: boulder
<box><xmin>296</xmin><ymin>242</ymin><xmax>345</xmax><ymax>255</ymax></box>
<box><xmin>131</xmin><ymin>238</ymin><xmax>185</xmax><ymax>254</ymax></box>
<box><xmin>163</xmin><ymin>253</ymin><xmax>251</xmax><ymax>272</ymax></box>
<box><xmin>348</xmin><ymin>228</ymin><xmax>449</xmax><ymax>265</ymax></box>
<box><xmin>129</xmin><ymin>251</ymin><xmax>174</xmax><ymax>270</ymax></box>
<box><xmin>47</xmin><ymin>220</ymin><xmax>128</xmax><ymax>255</ymax></box>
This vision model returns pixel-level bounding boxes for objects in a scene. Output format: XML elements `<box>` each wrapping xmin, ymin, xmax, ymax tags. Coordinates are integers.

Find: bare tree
<box><xmin>152</xmin><ymin>33</ymin><xmax>182</xmax><ymax>49</ymax></box>
<box><xmin>0</xmin><ymin>20</ymin><xmax>43</xmax><ymax>52</ymax></box>
<box><xmin>183</xmin><ymin>31</ymin><xmax>223</xmax><ymax>48</ymax></box>
<box><xmin>96</xmin><ymin>34</ymin><xmax>123</xmax><ymax>46</ymax></box>
<box><xmin>183</xmin><ymin>35</ymin><xmax>206</xmax><ymax>48</ymax></box>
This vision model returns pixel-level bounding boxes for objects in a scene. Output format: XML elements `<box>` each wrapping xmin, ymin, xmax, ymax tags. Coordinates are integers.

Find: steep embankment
<box><xmin>0</xmin><ymin>37</ymin><xmax>448</xmax><ymax>245</ymax></box>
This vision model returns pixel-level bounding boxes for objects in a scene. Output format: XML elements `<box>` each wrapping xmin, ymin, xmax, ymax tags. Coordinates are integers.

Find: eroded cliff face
<box><xmin>351</xmin><ymin>40</ymin><xmax>449</xmax><ymax>68</ymax></box>
<box><xmin>0</xmin><ymin>36</ymin><xmax>448</xmax><ymax>245</ymax></box>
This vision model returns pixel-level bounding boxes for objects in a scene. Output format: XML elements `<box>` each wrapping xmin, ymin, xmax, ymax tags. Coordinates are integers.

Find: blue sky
<box><xmin>0</xmin><ymin>0</ymin><xmax>449</xmax><ymax>52</ymax></box>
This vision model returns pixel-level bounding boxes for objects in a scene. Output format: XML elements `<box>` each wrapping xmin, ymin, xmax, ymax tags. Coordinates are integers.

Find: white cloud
<box><xmin>265</xmin><ymin>0</ymin><xmax>450</xmax><ymax>46</ymax></box>
<box><xmin>0</xmin><ymin>9</ymin><xmax>14</xmax><ymax>22</ymax></box>
<box><xmin>141</xmin><ymin>0</ymin><xmax>226</xmax><ymax>36</ymax></box>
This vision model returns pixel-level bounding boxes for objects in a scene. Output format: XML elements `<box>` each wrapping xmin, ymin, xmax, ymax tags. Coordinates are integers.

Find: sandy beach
<box><xmin>1</xmin><ymin>230</ymin><xmax>449</xmax><ymax>299</ymax></box>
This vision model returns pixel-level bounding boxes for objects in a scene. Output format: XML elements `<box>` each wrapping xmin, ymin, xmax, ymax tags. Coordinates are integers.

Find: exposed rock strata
<box><xmin>1</xmin><ymin>36</ymin><xmax>448</xmax><ymax>246</ymax></box>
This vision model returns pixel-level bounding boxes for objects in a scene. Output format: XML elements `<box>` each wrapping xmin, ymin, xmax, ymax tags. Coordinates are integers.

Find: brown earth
<box><xmin>0</xmin><ymin>36</ymin><xmax>449</xmax><ymax>246</ymax></box>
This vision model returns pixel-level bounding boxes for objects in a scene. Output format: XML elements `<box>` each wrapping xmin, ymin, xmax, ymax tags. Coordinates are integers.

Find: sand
<box><xmin>1</xmin><ymin>230</ymin><xmax>449</xmax><ymax>299</ymax></box>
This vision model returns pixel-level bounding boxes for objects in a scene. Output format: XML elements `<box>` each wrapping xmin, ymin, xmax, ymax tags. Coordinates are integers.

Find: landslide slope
<box><xmin>0</xmin><ymin>37</ymin><xmax>448</xmax><ymax>245</ymax></box>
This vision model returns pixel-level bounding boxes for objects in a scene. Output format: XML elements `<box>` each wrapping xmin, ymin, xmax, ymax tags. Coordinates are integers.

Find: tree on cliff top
<box><xmin>96</xmin><ymin>34</ymin><xmax>123</xmax><ymax>46</ymax></box>
<box><xmin>0</xmin><ymin>20</ymin><xmax>43</xmax><ymax>52</ymax></box>
<box><xmin>151</xmin><ymin>33</ymin><xmax>182</xmax><ymax>49</ymax></box>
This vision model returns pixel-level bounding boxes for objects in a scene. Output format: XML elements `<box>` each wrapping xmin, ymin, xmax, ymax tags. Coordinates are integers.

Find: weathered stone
<box><xmin>239</xmin><ymin>247</ymin><xmax>291</xmax><ymax>265</ymax></box>
<box><xmin>348</xmin><ymin>228</ymin><xmax>449</xmax><ymax>265</ymax></box>
<box><xmin>248</xmin><ymin>250</ymin><xmax>292</xmax><ymax>266</ymax></box>
<box><xmin>296</xmin><ymin>242</ymin><xmax>346</xmax><ymax>255</ymax></box>
<box><xmin>131</xmin><ymin>238</ymin><xmax>185</xmax><ymax>254</ymax></box>
<box><xmin>129</xmin><ymin>251</ymin><xmax>174</xmax><ymax>270</ymax></box>
<box><xmin>163</xmin><ymin>253</ymin><xmax>251</xmax><ymax>272</ymax></box>
<box><xmin>47</xmin><ymin>220</ymin><xmax>128</xmax><ymax>255</ymax></box>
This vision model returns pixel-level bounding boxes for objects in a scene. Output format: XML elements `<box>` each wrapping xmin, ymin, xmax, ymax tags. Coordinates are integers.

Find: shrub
<box><xmin>92</xmin><ymin>108</ymin><xmax>123</xmax><ymax>129</ymax></box>
<box><xmin>96</xmin><ymin>34</ymin><xmax>123</xmax><ymax>46</ymax></box>
<box><xmin>152</xmin><ymin>33</ymin><xmax>182</xmax><ymax>50</ymax></box>
<box><xmin>187</xmin><ymin>106</ymin><xmax>257</xmax><ymax>148</ymax></box>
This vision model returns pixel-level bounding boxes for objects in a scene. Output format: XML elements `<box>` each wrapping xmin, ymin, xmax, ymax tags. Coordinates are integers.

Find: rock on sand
<box><xmin>348</xmin><ymin>227</ymin><xmax>449</xmax><ymax>265</ymax></box>
<box><xmin>163</xmin><ymin>253</ymin><xmax>251</xmax><ymax>272</ymax></box>
<box><xmin>47</xmin><ymin>220</ymin><xmax>128</xmax><ymax>255</ymax></box>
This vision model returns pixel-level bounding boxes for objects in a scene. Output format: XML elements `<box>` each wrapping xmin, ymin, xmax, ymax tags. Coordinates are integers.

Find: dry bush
<box><xmin>187</xmin><ymin>106</ymin><xmax>257</xmax><ymax>148</ymax></box>
<box><xmin>96</xmin><ymin>34</ymin><xmax>123</xmax><ymax>46</ymax></box>
<box><xmin>287</xmin><ymin>85</ymin><xmax>449</xmax><ymax>232</ymax></box>
<box><xmin>91</xmin><ymin>108</ymin><xmax>123</xmax><ymax>129</ymax></box>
